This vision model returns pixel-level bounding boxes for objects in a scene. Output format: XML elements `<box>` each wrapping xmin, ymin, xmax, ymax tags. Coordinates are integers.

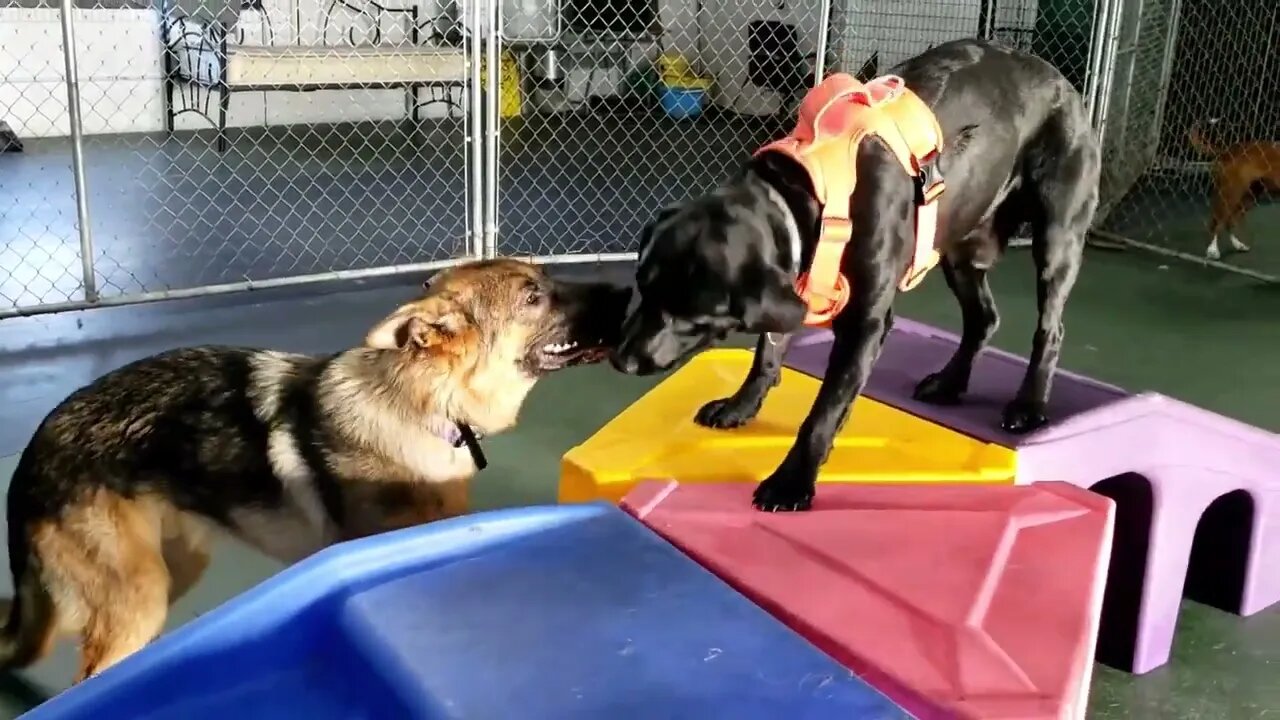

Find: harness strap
<box><xmin>867</xmin><ymin>76</ymin><xmax>946</xmax><ymax>291</ymax></box>
<box><xmin>756</xmin><ymin>74</ymin><xmax>870</xmax><ymax>325</ymax></box>
<box><xmin>754</xmin><ymin>72</ymin><xmax>947</xmax><ymax>326</ymax></box>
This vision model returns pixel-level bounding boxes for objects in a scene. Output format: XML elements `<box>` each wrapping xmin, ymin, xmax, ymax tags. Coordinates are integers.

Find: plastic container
<box><xmin>501</xmin><ymin>0</ymin><xmax>558</xmax><ymax>41</ymax></box>
<box><xmin>654</xmin><ymin>51</ymin><xmax>713</xmax><ymax>119</ymax></box>
<box><xmin>659</xmin><ymin>85</ymin><xmax>707</xmax><ymax>119</ymax></box>
<box><xmin>481</xmin><ymin>49</ymin><xmax>523</xmax><ymax>118</ymax></box>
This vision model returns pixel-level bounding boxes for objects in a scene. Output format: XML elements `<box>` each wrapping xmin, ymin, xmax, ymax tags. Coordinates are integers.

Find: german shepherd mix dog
<box><xmin>1</xmin><ymin>259</ymin><xmax>630</xmax><ymax>681</ymax></box>
<box><xmin>612</xmin><ymin>39</ymin><xmax>1100</xmax><ymax>511</ymax></box>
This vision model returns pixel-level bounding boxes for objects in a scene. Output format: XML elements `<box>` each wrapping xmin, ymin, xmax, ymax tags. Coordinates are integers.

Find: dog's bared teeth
<box><xmin>541</xmin><ymin>341</ymin><xmax>579</xmax><ymax>354</ymax></box>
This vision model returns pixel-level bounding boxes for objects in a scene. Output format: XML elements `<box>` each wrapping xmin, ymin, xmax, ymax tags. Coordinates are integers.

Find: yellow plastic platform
<box><xmin>560</xmin><ymin>349</ymin><xmax>1017</xmax><ymax>503</ymax></box>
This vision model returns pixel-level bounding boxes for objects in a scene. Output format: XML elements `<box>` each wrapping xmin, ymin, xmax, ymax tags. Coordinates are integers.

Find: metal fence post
<box><xmin>58</xmin><ymin>0</ymin><xmax>97</xmax><ymax>303</ymax></box>
<box><xmin>1150</xmin><ymin>0</ymin><xmax>1184</xmax><ymax>152</ymax></box>
<box><xmin>483</xmin><ymin>0</ymin><xmax>499</xmax><ymax>259</ymax></box>
<box><xmin>1083</xmin><ymin>0</ymin><xmax>1112</xmax><ymax>127</ymax></box>
<box><xmin>1092</xmin><ymin>0</ymin><xmax>1124</xmax><ymax>150</ymax></box>
<box><xmin>469</xmin><ymin>0</ymin><xmax>486</xmax><ymax>260</ymax></box>
<box><xmin>813</xmin><ymin>0</ymin><xmax>833</xmax><ymax>83</ymax></box>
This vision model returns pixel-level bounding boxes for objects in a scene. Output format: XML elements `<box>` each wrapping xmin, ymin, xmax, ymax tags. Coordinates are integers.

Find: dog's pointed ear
<box><xmin>741</xmin><ymin>271</ymin><xmax>807</xmax><ymax>334</ymax></box>
<box><xmin>366</xmin><ymin>303</ymin><xmax>464</xmax><ymax>350</ymax></box>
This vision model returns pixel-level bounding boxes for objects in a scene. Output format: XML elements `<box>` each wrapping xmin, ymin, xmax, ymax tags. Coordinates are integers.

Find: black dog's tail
<box><xmin>1188</xmin><ymin>119</ymin><xmax>1222</xmax><ymax>158</ymax></box>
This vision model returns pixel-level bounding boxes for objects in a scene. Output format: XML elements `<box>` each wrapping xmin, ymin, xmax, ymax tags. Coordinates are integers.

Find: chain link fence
<box><xmin>1</xmin><ymin>0</ymin><xmax>479</xmax><ymax>318</ymax></box>
<box><xmin>493</xmin><ymin>0</ymin><xmax>1112</xmax><ymax>260</ymax></box>
<box><xmin>0</xmin><ymin>4</ymin><xmax>87</xmax><ymax>312</ymax></box>
<box><xmin>5</xmin><ymin>0</ymin><xmax>1271</xmax><ymax>318</ymax></box>
<box><xmin>491</xmin><ymin>0</ymin><xmax>802</xmax><ymax>259</ymax></box>
<box><xmin>1093</xmin><ymin>0</ymin><xmax>1279</xmax><ymax>279</ymax></box>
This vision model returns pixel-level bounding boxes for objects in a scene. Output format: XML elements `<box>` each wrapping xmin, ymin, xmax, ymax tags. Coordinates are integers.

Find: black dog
<box><xmin>610</xmin><ymin>39</ymin><xmax>1100</xmax><ymax>511</ymax></box>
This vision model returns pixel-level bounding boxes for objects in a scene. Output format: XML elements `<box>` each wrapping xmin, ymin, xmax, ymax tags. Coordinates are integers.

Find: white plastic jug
<box><xmin>502</xmin><ymin>0</ymin><xmax>559</xmax><ymax>41</ymax></box>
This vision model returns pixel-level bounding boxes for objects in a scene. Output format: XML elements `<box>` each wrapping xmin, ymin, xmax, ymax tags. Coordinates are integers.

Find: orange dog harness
<box><xmin>755</xmin><ymin>73</ymin><xmax>947</xmax><ymax>326</ymax></box>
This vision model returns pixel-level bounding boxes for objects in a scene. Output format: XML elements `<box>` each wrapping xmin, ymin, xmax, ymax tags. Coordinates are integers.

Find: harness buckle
<box><xmin>795</xmin><ymin>271</ymin><xmax>850</xmax><ymax>326</ymax></box>
<box><xmin>819</xmin><ymin>215</ymin><xmax>854</xmax><ymax>243</ymax></box>
<box><xmin>914</xmin><ymin>152</ymin><xmax>945</xmax><ymax>206</ymax></box>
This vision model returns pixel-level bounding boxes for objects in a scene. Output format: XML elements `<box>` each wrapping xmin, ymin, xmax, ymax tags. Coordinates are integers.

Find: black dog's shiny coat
<box><xmin>612</xmin><ymin>39</ymin><xmax>1100</xmax><ymax>511</ymax></box>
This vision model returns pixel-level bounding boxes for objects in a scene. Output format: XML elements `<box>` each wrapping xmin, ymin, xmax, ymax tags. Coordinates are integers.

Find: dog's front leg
<box><xmin>753</xmin><ymin>307</ymin><xmax>893</xmax><ymax>512</ymax></box>
<box><xmin>695</xmin><ymin>332</ymin><xmax>794</xmax><ymax>428</ymax></box>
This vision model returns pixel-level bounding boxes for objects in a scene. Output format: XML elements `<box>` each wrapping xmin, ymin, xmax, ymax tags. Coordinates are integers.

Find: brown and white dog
<box><xmin>0</xmin><ymin>259</ymin><xmax>630</xmax><ymax>682</ymax></box>
<box><xmin>1190</xmin><ymin>119</ymin><xmax>1280</xmax><ymax>260</ymax></box>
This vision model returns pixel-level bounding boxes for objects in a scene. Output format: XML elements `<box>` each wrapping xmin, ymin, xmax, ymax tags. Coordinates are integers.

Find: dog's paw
<box><xmin>1001</xmin><ymin>399</ymin><xmax>1049</xmax><ymax>434</ymax></box>
<box><xmin>1205</xmin><ymin>243</ymin><xmax>1222</xmax><ymax>261</ymax></box>
<box><xmin>695</xmin><ymin>397</ymin><xmax>759</xmax><ymax>429</ymax></box>
<box><xmin>913</xmin><ymin>371</ymin><xmax>966</xmax><ymax>405</ymax></box>
<box><xmin>752</xmin><ymin>472</ymin><xmax>815</xmax><ymax>512</ymax></box>
<box><xmin>1229</xmin><ymin>235</ymin><xmax>1251</xmax><ymax>253</ymax></box>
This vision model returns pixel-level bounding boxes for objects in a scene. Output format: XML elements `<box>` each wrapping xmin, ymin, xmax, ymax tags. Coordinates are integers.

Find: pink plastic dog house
<box><xmin>785</xmin><ymin>319</ymin><xmax>1280</xmax><ymax>674</ymax></box>
<box><xmin>623</xmin><ymin>480</ymin><xmax>1114</xmax><ymax>720</ymax></box>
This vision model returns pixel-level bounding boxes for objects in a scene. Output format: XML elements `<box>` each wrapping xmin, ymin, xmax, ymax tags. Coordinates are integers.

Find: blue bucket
<box><xmin>660</xmin><ymin>85</ymin><xmax>706</xmax><ymax>119</ymax></box>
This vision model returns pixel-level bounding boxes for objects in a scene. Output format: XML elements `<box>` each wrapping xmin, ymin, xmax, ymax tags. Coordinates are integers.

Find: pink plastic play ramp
<box><xmin>786</xmin><ymin>320</ymin><xmax>1280</xmax><ymax>674</ymax></box>
<box><xmin>623</xmin><ymin>481</ymin><xmax>1114</xmax><ymax>720</ymax></box>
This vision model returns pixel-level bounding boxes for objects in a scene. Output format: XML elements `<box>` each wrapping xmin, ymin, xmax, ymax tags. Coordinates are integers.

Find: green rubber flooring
<box><xmin>1</xmin><ymin>247</ymin><xmax>1277</xmax><ymax>718</ymax></box>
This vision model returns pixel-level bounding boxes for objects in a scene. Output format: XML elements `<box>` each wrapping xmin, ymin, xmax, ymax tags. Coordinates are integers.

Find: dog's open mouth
<box><xmin>537</xmin><ymin>338</ymin><xmax>610</xmax><ymax>371</ymax></box>
<box><xmin>528</xmin><ymin>281</ymin><xmax>630</xmax><ymax>374</ymax></box>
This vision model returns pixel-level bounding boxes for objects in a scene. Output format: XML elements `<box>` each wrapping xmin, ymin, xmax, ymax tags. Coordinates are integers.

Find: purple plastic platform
<box><xmin>785</xmin><ymin>319</ymin><xmax>1280</xmax><ymax>675</ymax></box>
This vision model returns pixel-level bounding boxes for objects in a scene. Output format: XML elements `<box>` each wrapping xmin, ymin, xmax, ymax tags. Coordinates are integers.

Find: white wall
<box><xmin>657</xmin><ymin>0</ymin><xmax>697</xmax><ymax>59</ymax></box>
<box><xmin>831</xmin><ymin>0</ymin><xmax>984</xmax><ymax>72</ymax></box>
<box><xmin>696</xmin><ymin>0</ymin><xmax>826</xmax><ymax>115</ymax></box>
<box><xmin>0</xmin><ymin>1</ymin><xmax>1035</xmax><ymax>139</ymax></box>
<box><xmin>0</xmin><ymin>7</ymin><xmax>165</xmax><ymax>137</ymax></box>
<box><xmin>0</xmin><ymin>2</ymin><xmax>455</xmax><ymax>139</ymax></box>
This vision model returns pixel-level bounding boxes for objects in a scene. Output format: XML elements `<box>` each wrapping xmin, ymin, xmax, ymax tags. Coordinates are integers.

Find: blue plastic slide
<box><xmin>23</xmin><ymin>503</ymin><xmax>910</xmax><ymax>720</ymax></box>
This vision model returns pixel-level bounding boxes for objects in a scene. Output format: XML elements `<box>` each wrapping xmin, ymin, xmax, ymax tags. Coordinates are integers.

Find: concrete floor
<box><xmin>0</xmin><ymin>250</ymin><xmax>1277</xmax><ymax>718</ymax></box>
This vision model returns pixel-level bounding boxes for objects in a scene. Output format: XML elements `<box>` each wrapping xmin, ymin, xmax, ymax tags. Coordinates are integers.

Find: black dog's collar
<box><xmin>761</xmin><ymin>181</ymin><xmax>805</xmax><ymax>351</ymax></box>
<box><xmin>437</xmin><ymin>421</ymin><xmax>488</xmax><ymax>470</ymax></box>
<box><xmin>761</xmin><ymin>182</ymin><xmax>805</xmax><ymax>279</ymax></box>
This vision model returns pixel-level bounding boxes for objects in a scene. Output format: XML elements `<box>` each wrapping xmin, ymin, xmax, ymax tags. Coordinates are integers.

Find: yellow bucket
<box><xmin>656</xmin><ymin>52</ymin><xmax>712</xmax><ymax>91</ymax></box>
<box><xmin>482</xmin><ymin>50</ymin><xmax>522</xmax><ymax>118</ymax></box>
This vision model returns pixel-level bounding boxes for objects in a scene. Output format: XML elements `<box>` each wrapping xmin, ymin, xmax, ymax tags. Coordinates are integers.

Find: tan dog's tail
<box><xmin>0</xmin><ymin>516</ymin><xmax>56</xmax><ymax>669</ymax></box>
<box><xmin>1188</xmin><ymin>120</ymin><xmax>1222</xmax><ymax>158</ymax></box>
<box><xmin>0</xmin><ymin>578</ymin><xmax>55</xmax><ymax>670</ymax></box>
